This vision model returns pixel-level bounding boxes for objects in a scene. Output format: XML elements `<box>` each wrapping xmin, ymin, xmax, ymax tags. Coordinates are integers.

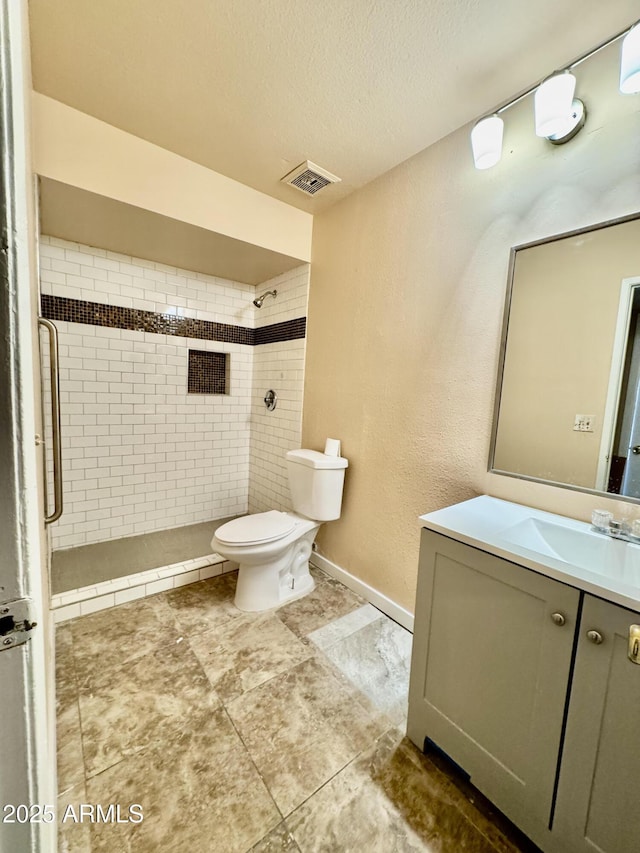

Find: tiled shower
<box><xmin>40</xmin><ymin>236</ymin><xmax>309</xmax><ymax>567</ymax></box>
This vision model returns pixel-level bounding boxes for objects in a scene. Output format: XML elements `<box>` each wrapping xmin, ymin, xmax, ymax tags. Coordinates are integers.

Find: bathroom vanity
<box><xmin>407</xmin><ymin>496</ymin><xmax>640</xmax><ymax>853</ymax></box>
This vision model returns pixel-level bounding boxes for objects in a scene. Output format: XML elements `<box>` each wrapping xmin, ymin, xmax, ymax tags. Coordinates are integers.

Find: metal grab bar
<box><xmin>38</xmin><ymin>318</ymin><xmax>63</xmax><ymax>523</ymax></box>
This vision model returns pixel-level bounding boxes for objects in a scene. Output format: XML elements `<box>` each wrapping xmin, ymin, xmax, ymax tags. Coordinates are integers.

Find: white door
<box><xmin>0</xmin><ymin>2</ymin><xmax>57</xmax><ymax>851</ymax></box>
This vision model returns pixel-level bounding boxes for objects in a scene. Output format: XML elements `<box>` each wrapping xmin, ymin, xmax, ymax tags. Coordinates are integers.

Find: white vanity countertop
<box><xmin>420</xmin><ymin>495</ymin><xmax>640</xmax><ymax>613</ymax></box>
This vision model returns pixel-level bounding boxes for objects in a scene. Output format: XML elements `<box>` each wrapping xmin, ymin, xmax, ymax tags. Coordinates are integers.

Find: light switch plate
<box><xmin>574</xmin><ymin>414</ymin><xmax>595</xmax><ymax>432</ymax></box>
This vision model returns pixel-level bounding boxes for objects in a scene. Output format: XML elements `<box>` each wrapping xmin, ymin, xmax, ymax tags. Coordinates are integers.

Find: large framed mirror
<box><xmin>490</xmin><ymin>212</ymin><xmax>640</xmax><ymax>501</ymax></box>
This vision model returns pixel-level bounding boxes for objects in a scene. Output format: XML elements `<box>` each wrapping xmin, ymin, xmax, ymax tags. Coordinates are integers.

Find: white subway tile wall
<box><xmin>40</xmin><ymin>236</ymin><xmax>309</xmax><ymax>550</ymax></box>
<box><xmin>249</xmin><ymin>266</ymin><xmax>309</xmax><ymax>513</ymax></box>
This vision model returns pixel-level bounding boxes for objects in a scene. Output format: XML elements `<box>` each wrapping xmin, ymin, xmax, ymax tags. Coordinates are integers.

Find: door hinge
<box><xmin>0</xmin><ymin>599</ymin><xmax>37</xmax><ymax>651</ymax></box>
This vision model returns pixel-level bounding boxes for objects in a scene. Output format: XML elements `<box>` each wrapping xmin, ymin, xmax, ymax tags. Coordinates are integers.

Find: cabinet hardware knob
<box><xmin>628</xmin><ymin>625</ymin><xmax>640</xmax><ymax>664</ymax></box>
<box><xmin>551</xmin><ymin>612</ymin><xmax>566</xmax><ymax>626</ymax></box>
<box><xmin>586</xmin><ymin>630</ymin><xmax>604</xmax><ymax>645</ymax></box>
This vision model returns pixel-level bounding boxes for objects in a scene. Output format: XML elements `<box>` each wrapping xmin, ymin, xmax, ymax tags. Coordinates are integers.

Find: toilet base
<box><xmin>233</xmin><ymin>535</ymin><xmax>317</xmax><ymax>612</ymax></box>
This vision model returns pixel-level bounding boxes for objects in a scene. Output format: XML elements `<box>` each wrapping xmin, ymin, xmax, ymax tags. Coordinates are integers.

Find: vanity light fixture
<box><xmin>471</xmin><ymin>19</ymin><xmax>639</xmax><ymax>170</ymax></box>
<box><xmin>620</xmin><ymin>22</ymin><xmax>640</xmax><ymax>93</ymax></box>
<box><xmin>534</xmin><ymin>71</ymin><xmax>585</xmax><ymax>144</ymax></box>
<box><xmin>470</xmin><ymin>114</ymin><xmax>504</xmax><ymax>169</ymax></box>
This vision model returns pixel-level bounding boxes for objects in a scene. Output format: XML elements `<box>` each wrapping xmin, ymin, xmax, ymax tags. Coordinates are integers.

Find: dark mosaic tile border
<box><xmin>40</xmin><ymin>295</ymin><xmax>306</xmax><ymax>346</ymax></box>
<box><xmin>255</xmin><ymin>317</ymin><xmax>306</xmax><ymax>346</ymax></box>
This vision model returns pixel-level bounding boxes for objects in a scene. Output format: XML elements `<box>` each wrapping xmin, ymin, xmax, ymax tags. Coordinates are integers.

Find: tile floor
<box><xmin>56</xmin><ymin>567</ymin><xmax>539</xmax><ymax>853</ymax></box>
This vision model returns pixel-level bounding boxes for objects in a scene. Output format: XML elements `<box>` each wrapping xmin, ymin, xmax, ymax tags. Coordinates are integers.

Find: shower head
<box><xmin>253</xmin><ymin>289</ymin><xmax>277</xmax><ymax>308</ymax></box>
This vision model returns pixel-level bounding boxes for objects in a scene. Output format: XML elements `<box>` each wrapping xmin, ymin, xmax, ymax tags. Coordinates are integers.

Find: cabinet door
<box><xmin>407</xmin><ymin>530</ymin><xmax>579</xmax><ymax>845</ymax></box>
<box><xmin>553</xmin><ymin>595</ymin><xmax>640</xmax><ymax>853</ymax></box>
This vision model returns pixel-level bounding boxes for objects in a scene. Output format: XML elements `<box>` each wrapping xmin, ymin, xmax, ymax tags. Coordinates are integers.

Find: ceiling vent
<box><xmin>280</xmin><ymin>161</ymin><xmax>341</xmax><ymax>196</ymax></box>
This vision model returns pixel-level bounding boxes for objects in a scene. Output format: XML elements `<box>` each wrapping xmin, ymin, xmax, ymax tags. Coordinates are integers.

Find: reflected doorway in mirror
<box><xmin>599</xmin><ymin>277</ymin><xmax>640</xmax><ymax>498</ymax></box>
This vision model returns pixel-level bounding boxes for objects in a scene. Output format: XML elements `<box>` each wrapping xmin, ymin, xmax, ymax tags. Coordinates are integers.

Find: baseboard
<box><xmin>310</xmin><ymin>552</ymin><xmax>414</xmax><ymax>633</ymax></box>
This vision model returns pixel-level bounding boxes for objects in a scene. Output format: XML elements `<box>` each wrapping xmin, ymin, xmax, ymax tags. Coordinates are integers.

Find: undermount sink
<box><xmin>498</xmin><ymin>516</ymin><xmax>640</xmax><ymax>586</ymax></box>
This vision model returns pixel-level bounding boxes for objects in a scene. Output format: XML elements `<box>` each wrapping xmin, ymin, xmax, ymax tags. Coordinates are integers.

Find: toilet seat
<box><xmin>215</xmin><ymin>510</ymin><xmax>297</xmax><ymax>547</ymax></box>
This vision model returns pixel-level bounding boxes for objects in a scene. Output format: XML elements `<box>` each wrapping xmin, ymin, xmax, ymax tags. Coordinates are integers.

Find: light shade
<box><xmin>534</xmin><ymin>72</ymin><xmax>577</xmax><ymax>138</ymax></box>
<box><xmin>470</xmin><ymin>115</ymin><xmax>504</xmax><ymax>170</ymax></box>
<box><xmin>620</xmin><ymin>23</ymin><xmax>640</xmax><ymax>94</ymax></box>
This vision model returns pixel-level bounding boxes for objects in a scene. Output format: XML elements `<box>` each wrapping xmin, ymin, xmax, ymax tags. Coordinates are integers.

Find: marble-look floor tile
<box><xmin>307</xmin><ymin>603</ymin><xmax>383</xmax><ymax>650</ymax></box>
<box><xmin>56</xmin><ymin>625</ymin><xmax>78</xmax><ymax>710</ymax></box>
<box><xmin>56</xmin><ymin>624</ymin><xmax>78</xmax><ymax>710</ymax></box>
<box><xmin>190</xmin><ymin>611</ymin><xmax>312</xmax><ymax>703</ymax></box>
<box><xmin>276</xmin><ymin>568</ymin><xmax>366</xmax><ymax>639</ymax></box>
<box><xmin>70</xmin><ymin>595</ymin><xmax>179</xmax><ymax>682</ymax></box>
<box><xmin>57</xmin><ymin>562</ymin><xmax>535</xmax><ymax>852</ymax></box>
<box><xmin>321</xmin><ymin>615</ymin><xmax>413</xmax><ymax>726</ymax></box>
<box><xmin>288</xmin><ymin>728</ymin><xmax>509</xmax><ymax>853</ymax></box>
<box><xmin>57</xmin><ymin>696</ymin><xmax>85</xmax><ymax>794</ymax></box>
<box><xmin>56</xmin><ymin>626</ymin><xmax>84</xmax><ymax>793</ymax></box>
<box><xmin>421</xmin><ymin>747</ymin><xmax>541</xmax><ymax>853</ymax></box>
<box><xmin>79</xmin><ymin>639</ymin><xmax>220</xmax><ymax>777</ymax></box>
<box><xmin>58</xmin><ymin>782</ymin><xmax>91</xmax><ymax>853</ymax></box>
<box><xmin>251</xmin><ymin>821</ymin><xmax>301</xmax><ymax>852</ymax></box>
<box><xmin>160</xmin><ymin>573</ymin><xmax>241</xmax><ymax>635</ymax></box>
<box><xmin>86</xmin><ymin>707</ymin><xmax>280</xmax><ymax>853</ymax></box>
<box><xmin>56</xmin><ymin>624</ymin><xmax>75</xmax><ymax>672</ymax></box>
<box><xmin>226</xmin><ymin>656</ymin><xmax>389</xmax><ymax>817</ymax></box>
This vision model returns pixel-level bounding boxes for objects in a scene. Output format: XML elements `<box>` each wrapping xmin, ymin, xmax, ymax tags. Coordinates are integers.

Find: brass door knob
<box><xmin>586</xmin><ymin>630</ymin><xmax>604</xmax><ymax>645</ymax></box>
<box><xmin>551</xmin><ymin>612</ymin><xmax>566</xmax><ymax>626</ymax></box>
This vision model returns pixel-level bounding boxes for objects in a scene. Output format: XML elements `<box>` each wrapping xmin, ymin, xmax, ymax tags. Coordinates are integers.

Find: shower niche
<box><xmin>187</xmin><ymin>350</ymin><xmax>230</xmax><ymax>395</ymax></box>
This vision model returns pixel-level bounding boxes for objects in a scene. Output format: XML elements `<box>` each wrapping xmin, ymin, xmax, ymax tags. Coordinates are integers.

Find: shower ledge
<box><xmin>51</xmin><ymin>552</ymin><xmax>237</xmax><ymax>623</ymax></box>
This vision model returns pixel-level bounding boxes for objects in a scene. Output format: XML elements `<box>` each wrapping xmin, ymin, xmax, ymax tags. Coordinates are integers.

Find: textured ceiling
<box><xmin>28</xmin><ymin>0</ymin><xmax>638</xmax><ymax>214</ymax></box>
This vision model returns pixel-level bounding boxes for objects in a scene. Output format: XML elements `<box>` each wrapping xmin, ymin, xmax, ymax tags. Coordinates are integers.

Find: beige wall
<box><xmin>494</xmin><ymin>220</ymin><xmax>640</xmax><ymax>487</ymax></box>
<box><xmin>32</xmin><ymin>93</ymin><xmax>313</xmax><ymax>263</ymax></box>
<box><xmin>303</xmin><ymin>43</ymin><xmax>640</xmax><ymax>612</ymax></box>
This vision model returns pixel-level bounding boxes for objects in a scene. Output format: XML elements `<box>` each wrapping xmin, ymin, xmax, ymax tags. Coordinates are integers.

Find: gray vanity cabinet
<box><xmin>407</xmin><ymin>529</ymin><xmax>580</xmax><ymax>846</ymax></box>
<box><xmin>552</xmin><ymin>595</ymin><xmax>640</xmax><ymax>853</ymax></box>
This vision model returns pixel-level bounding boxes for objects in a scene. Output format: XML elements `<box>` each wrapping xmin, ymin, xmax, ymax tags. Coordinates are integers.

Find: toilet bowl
<box><xmin>212</xmin><ymin>447</ymin><xmax>348</xmax><ymax>612</ymax></box>
<box><xmin>213</xmin><ymin>510</ymin><xmax>319</xmax><ymax>611</ymax></box>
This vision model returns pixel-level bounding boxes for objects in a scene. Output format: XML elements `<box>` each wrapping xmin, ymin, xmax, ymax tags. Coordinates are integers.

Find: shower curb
<box><xmin>51</xmin><ymin>553</ymin><xmax>238</xmax><ymax>622</ymax></box>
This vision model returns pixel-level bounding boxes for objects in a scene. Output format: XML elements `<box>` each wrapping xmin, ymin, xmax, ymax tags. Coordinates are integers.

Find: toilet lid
<box><xmin>215</xmin><ymin>511</ymin><xmax>296</xmax><ymax>546</ymax></box>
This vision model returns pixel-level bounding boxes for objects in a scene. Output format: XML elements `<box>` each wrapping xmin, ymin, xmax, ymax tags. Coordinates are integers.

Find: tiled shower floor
<box><xmin>51</xmin><ymin>518</ymin><xmax>233</xmax><ymax>594</ymax></box>
<box><xmin>56</xmin><ymin>567</ymin><xmax>538</xmax><ymax>853</ymax></box>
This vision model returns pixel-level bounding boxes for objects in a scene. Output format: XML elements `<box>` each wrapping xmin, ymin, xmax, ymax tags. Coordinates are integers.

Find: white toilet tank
<box><xmin>286</xmin><ymin>449</ymin><xmax>348</xmax><ymax>521</ymax></box>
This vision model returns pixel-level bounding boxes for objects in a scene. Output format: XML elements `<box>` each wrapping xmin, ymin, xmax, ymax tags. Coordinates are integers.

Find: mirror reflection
<box><xmin>492</xmin><ymin>215</ymin><xmax>640</xmax><ymax>499</ymax></box>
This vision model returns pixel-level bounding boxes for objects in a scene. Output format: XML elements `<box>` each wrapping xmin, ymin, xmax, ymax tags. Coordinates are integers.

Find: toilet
<box><xmin>211</xmin><ymin>448</ymin><xmax>348</xmax><ymax>611</ymax></box>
